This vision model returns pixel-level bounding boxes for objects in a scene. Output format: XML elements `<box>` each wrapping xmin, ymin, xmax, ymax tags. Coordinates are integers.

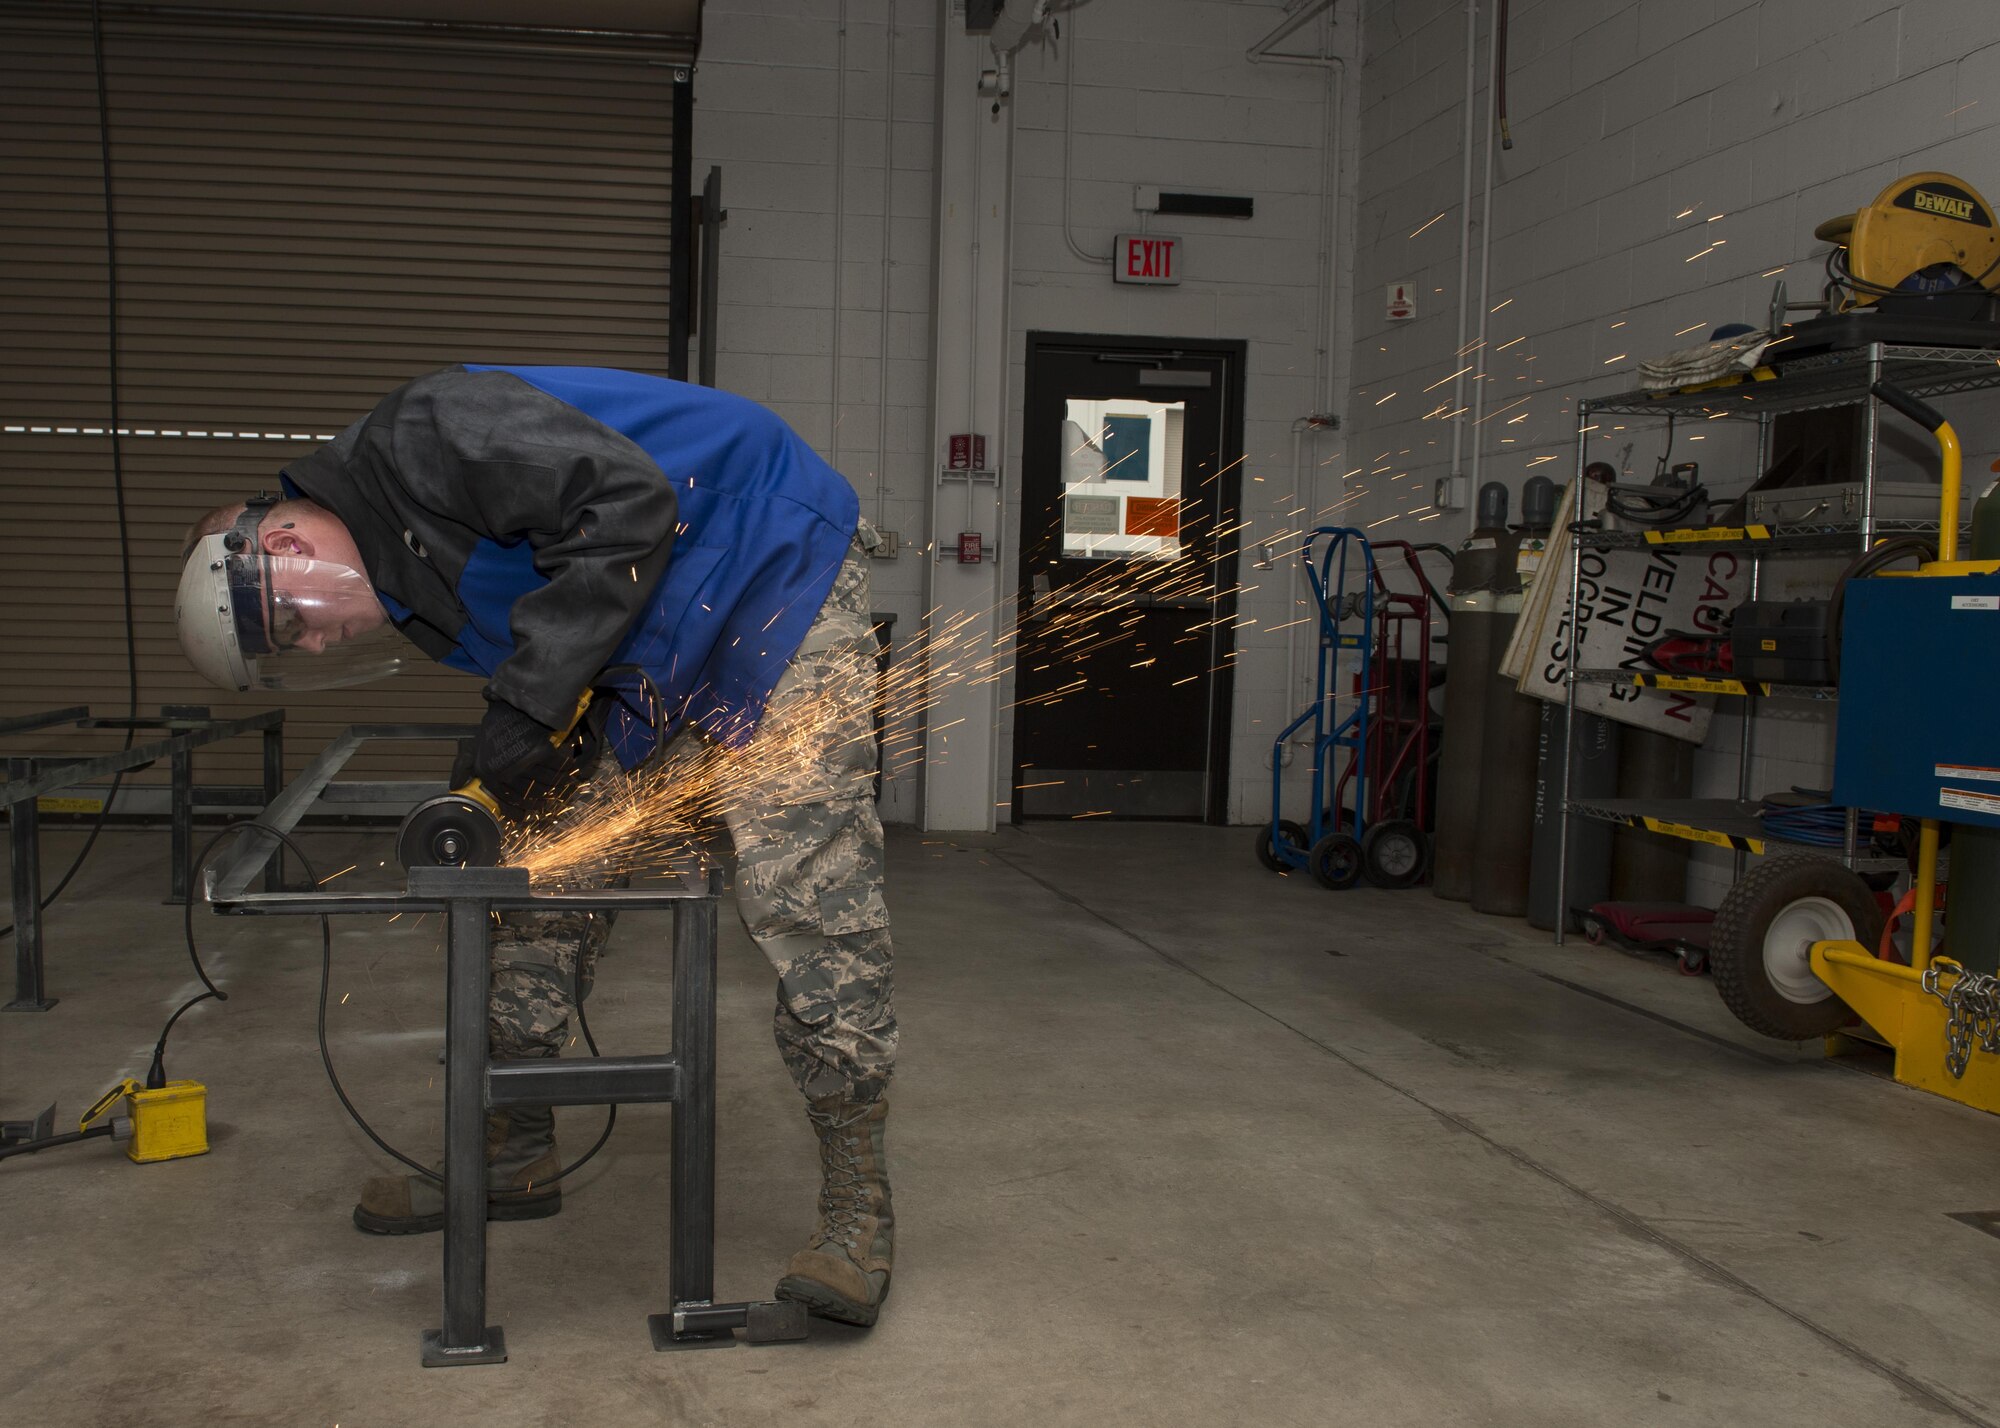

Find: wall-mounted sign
<box><xmin>948</xmin><ymin>433</ymin><xmax>988</xmax><ymax>469</ymax></box>
<box><xmin>1114</xmin><ymin>233</ymin><xmax>1181</xmax><ymax>285</ymax></box>
<box><xmin>1064</xmin><ymin>496</ymin><xmax>1120</xmax><ymax>535</ymax></box>
<box><xmin>1124</xmin><ymin>496</ymin><xmax>1180</xmax><ymax>538</ymax></box>
<box><xmin>1387</xmin><ymin>281</ymin><xmax>1416</xmax><ymax>320</ymax></box>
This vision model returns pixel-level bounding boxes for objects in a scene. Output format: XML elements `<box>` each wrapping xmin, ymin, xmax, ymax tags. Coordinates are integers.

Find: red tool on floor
<box><xmin>1579</xmin><ymin>901</ymin><xmax>1717</xmax><ymax>976</ymax></box>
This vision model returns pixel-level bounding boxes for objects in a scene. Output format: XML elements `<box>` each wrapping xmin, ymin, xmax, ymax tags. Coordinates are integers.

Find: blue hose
<box><xmin>1757</xmin><ymin>803</ymin><xmax>1852</xmax><ymax>849</ymax></box>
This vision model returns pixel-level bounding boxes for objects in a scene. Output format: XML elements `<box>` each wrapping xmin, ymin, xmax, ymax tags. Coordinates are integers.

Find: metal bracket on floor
<box><xmin>650</xmin><ymin>1298</ymin><xmax>810</xmax><ymax>1350</ymax></box>
<box><xmin>208</xmin><ymin>726</ymin><xmax>812</xmax><ymax>1365</ymax></box>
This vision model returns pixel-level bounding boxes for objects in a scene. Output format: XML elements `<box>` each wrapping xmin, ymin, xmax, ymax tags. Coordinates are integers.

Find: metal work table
<box><xmin>204</xmin><ymin>725</ymin><xmax>805</xmax><ymax>1364</ymax></box>
<box><xmin>1</xmin><ymin>706</ymin><xmax>284</xmax><ymax>1011</ymax></box>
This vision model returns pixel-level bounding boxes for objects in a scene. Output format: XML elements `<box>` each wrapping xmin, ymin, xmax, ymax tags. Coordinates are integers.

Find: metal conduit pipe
<box><xmin>831</xmin><ymin>0</ymin><xmax>848</xmax><ymax>474</ymax></box>
<box><xmin>1248</xmin><ymin>0</ymin><xmax>1336</xmax><ymax>62</ymax></box>
<box><xmin>1248</xmin><ymin>0</ymin><xmax>1344</xmax><ymax>732</ymax></box>
<box><xmin>876</xmin><ymin>0</ymin><xmax>897</xmax><ymax>526</ymax></box>
<box><xmin>1465</xmin><ymin>0</ymin><xmax>1502</xmax><ymax>537</ymax></box>
<box><xmin>1061</xmin><ymin>6</ymin><xmax>1110</xmax><ymax>265</ymax></box>
<box><xmin>1446</xmin><ymin>0</ymin><xmax>1478</xmax><ymax>502</ymax></box>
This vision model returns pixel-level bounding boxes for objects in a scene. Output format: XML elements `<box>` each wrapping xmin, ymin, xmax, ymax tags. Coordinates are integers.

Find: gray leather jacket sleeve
<box><xmin>365</xmin><ymin>369</ymin><xmax>679</xmax><ymax>730</ymax></box>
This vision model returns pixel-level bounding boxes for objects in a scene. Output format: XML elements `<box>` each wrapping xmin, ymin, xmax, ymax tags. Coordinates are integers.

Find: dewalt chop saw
<box><xmin>1772</xmin><ymin>171</ymin><xmax>2000</xmax><ymax>350</ymax></box>
<box><xmin>396</xmin><ymin>691</ymin><xmax>596</xmax><ymax>870</ymax></box>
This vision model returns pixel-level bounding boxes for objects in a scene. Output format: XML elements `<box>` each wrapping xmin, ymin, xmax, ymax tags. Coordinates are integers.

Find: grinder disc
<box><xmin>397</xmin><ymin>794</ymin><xmax>505</xmax><ymax>870</ymax></box>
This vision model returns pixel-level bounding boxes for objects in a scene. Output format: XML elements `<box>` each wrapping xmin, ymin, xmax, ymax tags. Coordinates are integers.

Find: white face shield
<box><xmin>174</xmin><ymin>499</ymin><xmax>406</xmax><ymax>692</ymax></box>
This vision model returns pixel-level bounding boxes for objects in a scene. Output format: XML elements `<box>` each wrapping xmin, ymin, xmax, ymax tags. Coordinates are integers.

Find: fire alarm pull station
<box><xmin>936</xmin><ymin>454</ymin><xmax>998</xmax><ymax>565</ymax></box>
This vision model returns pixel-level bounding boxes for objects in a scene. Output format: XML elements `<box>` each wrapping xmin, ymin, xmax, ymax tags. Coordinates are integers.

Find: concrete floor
<box><xmin>4</xmin><ymin>820</ymin><xmax>1999</xmax><ymax>1427</ymax></box>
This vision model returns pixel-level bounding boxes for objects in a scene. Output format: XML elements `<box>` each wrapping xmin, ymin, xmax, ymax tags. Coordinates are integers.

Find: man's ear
<box><xmin>261</xmin><ymin>525</ymin><xmax>313</xmax><ymax>558</ymax></box>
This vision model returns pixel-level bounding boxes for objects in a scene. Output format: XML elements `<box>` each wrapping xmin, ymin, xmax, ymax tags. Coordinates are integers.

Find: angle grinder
<box><xmin>396</xmin><ymin>691</ymin><xmax>595</xmax><ymax>870</ymax></box>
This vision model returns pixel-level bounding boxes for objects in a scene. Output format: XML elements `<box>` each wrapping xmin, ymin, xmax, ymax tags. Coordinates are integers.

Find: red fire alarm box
<box><xmin>957</xmin><ymin>532</ymin><xmax>983</xmax><ymax>564</ymax></box>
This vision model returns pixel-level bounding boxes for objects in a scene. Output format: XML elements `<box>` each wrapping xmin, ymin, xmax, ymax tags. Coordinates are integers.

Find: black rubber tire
<box><xmin>1308</xmin><ymin>832</ymin><xmax>1364</xmax><ymax>890</ymax></box>
<box><xmin>1361</xmin><ymin>819</ymin><xmax>1429</xmax><ymax>890</ymax></box>
<box><xmin>1255</xmin><ymin>819</ymin><xmax>1309</xmax><ymax>873</ymax></box>
<box><xmin>1709</xmin><ymin>855</ymin><xmax>1883</xmax><ymax>1040</ymax></box>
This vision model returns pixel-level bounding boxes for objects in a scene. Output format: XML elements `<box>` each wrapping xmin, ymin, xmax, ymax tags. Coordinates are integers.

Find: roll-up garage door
<box><xmin>0</xmin><ymin>3</ymin><xmax>694</xmax><ymax>787</ymax></box>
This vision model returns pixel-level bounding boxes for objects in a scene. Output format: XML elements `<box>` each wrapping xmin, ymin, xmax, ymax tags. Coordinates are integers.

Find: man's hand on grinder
<box><xmin>472</xmin><ymin>697</ymin><xmax>567</xmax><ymax>820</ymax></box>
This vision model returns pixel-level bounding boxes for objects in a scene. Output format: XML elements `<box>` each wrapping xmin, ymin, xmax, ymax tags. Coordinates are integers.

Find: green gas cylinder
<box><xmin>1943</xmin><ymin>474</ymin><xmax>2000</xmax><ymax>974</ymax></box>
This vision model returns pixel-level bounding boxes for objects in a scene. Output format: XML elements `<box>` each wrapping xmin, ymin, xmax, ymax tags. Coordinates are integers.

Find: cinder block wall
<box><xmin>692</xmin><ymin>0</ymin><xmax>1999</xmax><ymax>853</ymax></box>
<box><xmin>999</xmin><ymin>0</ymin><xmax>1355</xmax><ymax>826</ymax></box>
<box><xmin>1348</xmin><ymin>0</ymin><xmax>2000</xmax><ymax>902</ymax></box>
<box><xmin>699</xmin><ymin>0</ymin><xmax>1358</xmax><ymax>825</ymax></box>
<box><xmin>696</xmin><ymin>0</ymin><xmax>943</xmax><ymax>824</ymax></box>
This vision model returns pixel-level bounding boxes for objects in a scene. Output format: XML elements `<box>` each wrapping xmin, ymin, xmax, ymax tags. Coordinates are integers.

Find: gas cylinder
<box><xmin>1433</xmin><ymin>483</ymin><xmax>1509</xmax><ymax>902</ymax></box>
<box><xmin>1470</xmin><ymin>484</ymin><xmax>1555</xmax><ymax>917</ymax></box>
<box><xmin>1610</xmin><ymin>728</ymin><xmax>1693</xmax><ymax>901</ymax></box>
<box><xmin>1528</xmin><ymin>705</ymin><xmax>1619</xmax><ymax>931</ymax></box>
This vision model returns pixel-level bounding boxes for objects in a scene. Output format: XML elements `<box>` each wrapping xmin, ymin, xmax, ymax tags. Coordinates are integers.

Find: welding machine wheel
<box><xmin>1361</xmin><ymin>820</ymin><xmax>1429</xmax><ymax>890</ymax></box>
<box><xmin>1308</xmin><ymin>831</ymin><xmax>1364</xmax><ymax>891</ymax></box>
<box><xmin>1255</xmin><ymin>819</ymin><xmax>1310</xmax><ymax>872</ymax></box>
<box><xmin>1709</xmin><ymin>856</ymin><xmax>1883</xmax><ymax>1040</ymax></box>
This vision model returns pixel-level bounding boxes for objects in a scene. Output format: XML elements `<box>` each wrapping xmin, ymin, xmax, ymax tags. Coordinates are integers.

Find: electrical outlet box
<box><xmin>1432</xmin><ymin>474</ymin><xmax>1468</xmax><ymax>512</ymax></box>
<box><xmin>870</xmin><ymin>529</ymin><xmax>899</xmax><ymax>558</ymax></box>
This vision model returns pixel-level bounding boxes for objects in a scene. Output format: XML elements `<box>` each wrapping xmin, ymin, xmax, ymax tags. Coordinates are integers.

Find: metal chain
<box><xmin>1921</xmin><ymin>958</ymin><xmax>2000</xmax><ymax>1079</ymax></box>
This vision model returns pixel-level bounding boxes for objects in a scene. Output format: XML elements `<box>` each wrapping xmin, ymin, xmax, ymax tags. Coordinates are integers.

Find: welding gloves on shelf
<box><xmin>468</xmin><ymin>695</ymin><xmax>597</xmax><ymax>821</ymax></box>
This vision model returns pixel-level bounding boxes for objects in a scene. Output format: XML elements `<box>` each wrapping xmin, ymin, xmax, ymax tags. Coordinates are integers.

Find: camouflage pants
<box><xmin>488</xmin><ymin>525</ymin><xmax>897</xmax><ymax>1105</ymax></box>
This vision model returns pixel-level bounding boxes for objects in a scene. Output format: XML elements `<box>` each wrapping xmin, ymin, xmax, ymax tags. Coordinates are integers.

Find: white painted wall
<box><xmin>695</xmin><ymin>0</ymin><xmax>1997</xmax><ymax>862</ymax></box>
<box><xmin>696</xmin><ymin>0</ymin><xmax>942</xmax><ymax>824</ymax></box>
<box><xmin>698</xmin><ymin>0</ymin><xmax>1360</xmax><ymax>827</ymax></box>
<box><xmin>999</xmin><ymin>0</ymin><xmax>1356</xmax><ymax>828</ymax></box>
<box><xmin>1347</xmin><ymin>0</ymin><xmax>2000</xmax><ymax>902</ymax></box>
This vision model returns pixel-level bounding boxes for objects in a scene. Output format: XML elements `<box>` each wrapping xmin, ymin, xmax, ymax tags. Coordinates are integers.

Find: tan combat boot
<box><xmin>351</xmin><ymin>1107</ymin><xmax>561</xmax><ymax>1235</ymax></box>
<box><xmin>775</xmin><ymin>1096</ymin><xmax>894</xmax><ymax>1326</ymax></box>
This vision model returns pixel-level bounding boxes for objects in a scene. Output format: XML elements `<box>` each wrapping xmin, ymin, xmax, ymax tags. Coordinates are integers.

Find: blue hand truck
<box><xmin>1257</xmin><ymin>527</ymin><xmax>1378</xmax><ymax>889</ymax></box>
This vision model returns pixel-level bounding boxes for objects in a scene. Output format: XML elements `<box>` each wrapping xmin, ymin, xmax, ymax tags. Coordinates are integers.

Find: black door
<box><xmin>1013</xmin><ymin>333</ymin><xmax>1244</xmax><ymax>822</ymax></box>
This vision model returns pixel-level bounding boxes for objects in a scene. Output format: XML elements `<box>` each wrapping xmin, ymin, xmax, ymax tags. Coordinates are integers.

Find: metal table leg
<box><xmin>421</xmin><ymin>872</ymin><xmax>508</xmax><ymax>1367</ymax></box>
<box><xmin>653</xmin><ymin>891</ymin><xmax>729</xmax><ymax>1348</ymax></box>
<box><xmin>261</xmin><ymin>724</ymin><xmax>285</xmax><ymax>893</ymax></box>
<box><xmin>168</xmin><ymin>747</ymin><xmax>193</xmax><ymax>905</ymax></box>
<box><xmin>5</xmin><ymin>767</ymin><xmax>54</xmax><ymax>1012</ymax></box>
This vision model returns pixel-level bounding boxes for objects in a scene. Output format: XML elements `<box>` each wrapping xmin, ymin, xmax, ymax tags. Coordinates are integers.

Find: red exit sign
<box><xmin>1114</xmin><ymin>233</ymin><xmax>1182</xmax><ymax>285</ymax></box>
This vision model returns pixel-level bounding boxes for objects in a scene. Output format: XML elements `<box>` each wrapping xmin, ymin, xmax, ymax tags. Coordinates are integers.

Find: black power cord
<box><xmin>3</xmin><ymin>0</ymin><xmax>143</xmax><ymax>943</ymax></box>
<box><xmin>159</xmin><ymin>824</ymin><xmax>618</xmax><ymax>1187</ymax></box>
<box><xmin>0</xmin><ymin>1126</ymin><xmax>118</xmax><ymax>1164</ymax></box>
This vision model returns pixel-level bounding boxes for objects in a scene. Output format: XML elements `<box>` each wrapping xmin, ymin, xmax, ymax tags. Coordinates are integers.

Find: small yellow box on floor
<box><xmin>126</xmin><ymin>1081</ymin><xmax>209</xmax><ymax>1162</ymax></box>
<box><xmin>81</xmin><ymin>1078</ymin><xmax>210</xmax><ymax>1162</ymax></box>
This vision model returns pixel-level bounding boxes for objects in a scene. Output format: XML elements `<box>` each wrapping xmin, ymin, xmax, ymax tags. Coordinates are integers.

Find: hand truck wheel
<box><xmin>1360</xmin><ymin>819</ymin><xmax>1429</xmax><ymax>890</ymax></box>
<box><xmin>1255</xmin><ymin>819</ymin><xmax>1309</xmax><ymax>872</ymax></box>
<box><xmin>1308</xmin><ymin>831</ymin><xmax>1364</xmax><ymax>890</ymax></box>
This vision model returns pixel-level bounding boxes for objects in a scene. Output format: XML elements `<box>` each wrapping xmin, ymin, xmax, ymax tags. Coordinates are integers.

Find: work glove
<box><xmin>471</xmin><ymin>696</ymin><xmax>566</xmax><ymax>819</ymax></box>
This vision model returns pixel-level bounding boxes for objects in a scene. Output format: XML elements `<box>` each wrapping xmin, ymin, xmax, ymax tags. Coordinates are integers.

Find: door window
<box><xmin>1060</xmin><ymin>397</ymin><xmax>1186</xmax><ymax>561</ymax></box>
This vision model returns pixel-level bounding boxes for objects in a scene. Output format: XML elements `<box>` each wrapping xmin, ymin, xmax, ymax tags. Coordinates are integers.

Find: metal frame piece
<box><xmin>1578</xmin><ymin>344</ymin><xmax>2000</xmax><ymax>419</ymax></box>
<box><xmin>208</xmin><ymin>727</ymin><xmax>809</xmax><ymax>1364</ymax></box>
<box><xmin>2</xmin><ymin>707</ymin><xmax>284</xmax><ymax>1011</ymax></box>
<box><xmin>203</xmin><ymin>723</ymin><xmax>470</xmax><ymax>902</ymax></box>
